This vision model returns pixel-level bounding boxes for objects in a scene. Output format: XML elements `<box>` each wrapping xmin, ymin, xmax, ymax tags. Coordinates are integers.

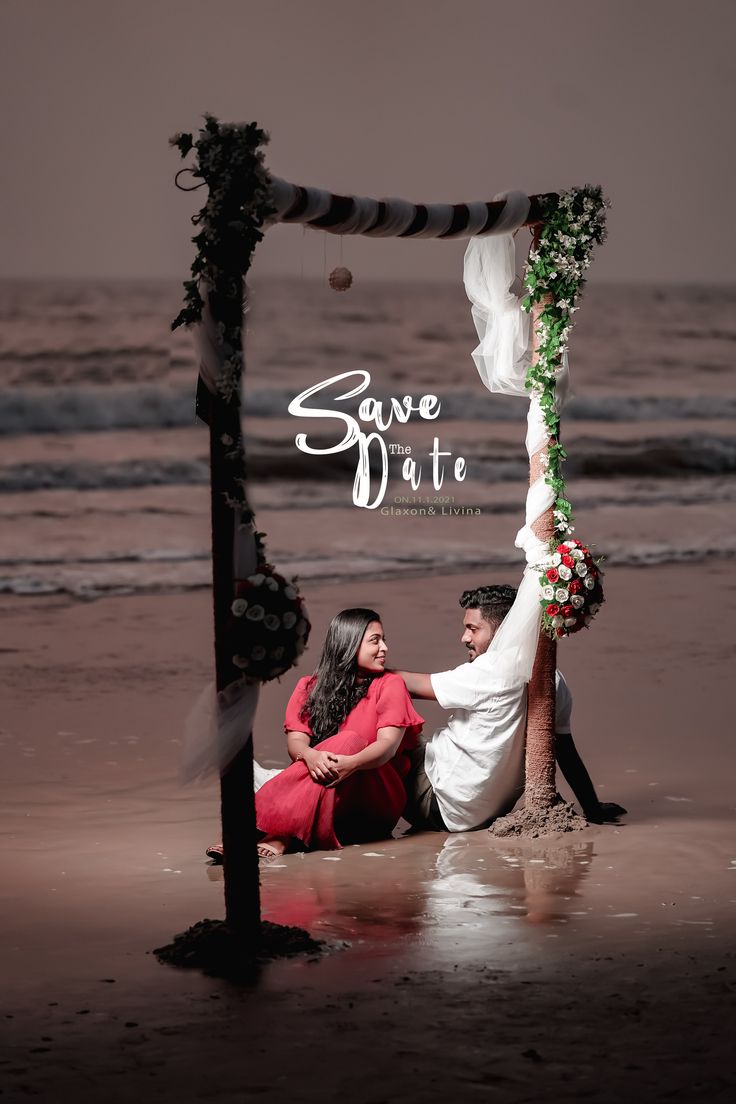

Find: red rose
<box><xmin>556</xmin><ymin>544</ymin><xmax>568</xmax><ymax>554</ymax></box>
<box><xmin>561</xmin><ymin>554</ymin><xmax>574</xmax><ymax>568</ymax></box>
<box><xmin>546</xmin><ymin>568</ymin><xmax>559</xmax><ymax>583</ymax></box>
<box><xmin>556</xmin><ymin>627</ymin><xmax>566</xmax><ymax>638</ymax></box>
<box><xmin>568</xmin><ymin>579</ymin><xmax>582</xmax><ymax>594</ymax></box>
<box><xmin>561</xmin><ymin>604</ymin><xmax>574</xmax><ymax>618</ymax></box>
<box><xmin>546</xmin><ymin>603</ymin><xmax>560</xmax><ymax>617</ymax></box>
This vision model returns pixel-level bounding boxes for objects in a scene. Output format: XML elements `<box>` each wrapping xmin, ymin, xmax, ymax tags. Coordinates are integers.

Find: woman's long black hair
<box><xmin>301</xmin><ymin>608</ymin><xmax>382</xmax><ymax>745</ymax></box>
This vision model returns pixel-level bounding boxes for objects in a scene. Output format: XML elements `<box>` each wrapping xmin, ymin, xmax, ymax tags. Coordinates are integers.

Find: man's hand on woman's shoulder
<box><xmin>388</xmin><ymin>669</ymin><xmax>437</xmax><ymax>700</ymax></box>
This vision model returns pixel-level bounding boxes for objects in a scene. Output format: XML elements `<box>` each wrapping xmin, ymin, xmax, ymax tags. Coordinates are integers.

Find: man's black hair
<box><xmin>459</xmin><ymin>584</ymin><xmax>517</xmax><ymax>625</ymax></box>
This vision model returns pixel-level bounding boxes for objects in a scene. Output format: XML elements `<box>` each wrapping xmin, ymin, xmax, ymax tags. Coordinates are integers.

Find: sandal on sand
<box><xmin>205</xmin><ymin>842</ymin><xmax>224</xmax><ymax>863</ymax></box>
<box><xmin>257</xmin><ymin>842</ymin><xmax>282</xmax><ymax>864</ymax></box>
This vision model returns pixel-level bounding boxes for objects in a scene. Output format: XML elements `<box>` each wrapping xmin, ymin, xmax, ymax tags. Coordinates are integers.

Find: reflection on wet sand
<box><xmin>430</xmin><ymin>834</ymin><xmax>595</xmax><ymax>928</ymax></box>
<box><xmin>421</xmin><ymin>835</ymin><xmax>596</xmax><ymax>965</ymax></box>
<box><xmin>208</xmin><ymin>831</ymin><xmax>597</xmax><ymax>958</ymax></box>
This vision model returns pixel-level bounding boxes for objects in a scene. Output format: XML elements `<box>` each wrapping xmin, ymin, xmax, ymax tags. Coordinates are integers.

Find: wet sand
<box><xmin>1</xmin><ymin>563</ymin><xmax>735</xmax><ymax>1101</ymax></box>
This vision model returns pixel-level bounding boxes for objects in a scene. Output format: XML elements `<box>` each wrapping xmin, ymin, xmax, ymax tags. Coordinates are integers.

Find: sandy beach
<box><xmin>2</xmin><ymin>562</ymin><xmax>735</xmax><ymax>1101</ymax></box>
<box><xmin>3</xmin><ymin>0</ymin><xmax>736</xmax><ymax>1096</ymax></box>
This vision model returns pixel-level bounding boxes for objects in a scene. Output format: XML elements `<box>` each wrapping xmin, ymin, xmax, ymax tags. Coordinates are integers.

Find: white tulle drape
<box><xmin>463</xmin><ymin>191</ymin><xmax>569</xmax><ymax>688</ymax></box>
<box><xmin>181</xmin><ymin>681</ymin><xmax>281</xmax><ymax>787</ymax></box>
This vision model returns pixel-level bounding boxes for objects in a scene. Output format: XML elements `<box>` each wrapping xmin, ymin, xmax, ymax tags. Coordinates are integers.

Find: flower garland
<box><xmin>169</xmin><ymin>114</ymin><xmax>275</xmax><ymax>403</ymax></box>
<box><xmin>169</xmin><ymin>118</ymin><xmax>311</xmax><ymax>682</ymax></box>
<box><xmin>521</xmin><ymin>185</ymin><xmax>610</xmax><ymax>540</ymax></box>
<box><xmin>521</xmin><ymin>186</ymin><xmax>610</xmax><ymax>637</ymax></box>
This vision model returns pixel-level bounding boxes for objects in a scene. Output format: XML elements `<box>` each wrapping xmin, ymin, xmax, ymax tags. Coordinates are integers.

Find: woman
<box><xmin>254</xmin><ymin>608</ymin><xmax>423</xmax><ymax>859</ymax></box>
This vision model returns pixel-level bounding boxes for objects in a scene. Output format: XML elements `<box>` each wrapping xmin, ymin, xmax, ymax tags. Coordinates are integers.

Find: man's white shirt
<box><xmin>425</xmin><ymin>654</ymin><xmax>573</xmax><ymax>832</ymax></box>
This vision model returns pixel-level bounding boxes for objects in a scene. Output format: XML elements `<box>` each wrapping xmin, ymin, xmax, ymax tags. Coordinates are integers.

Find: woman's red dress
<box><xmin>254</xmin><ymin>672</ymin><xmax>424</xmax><ymax>851</ymax></box>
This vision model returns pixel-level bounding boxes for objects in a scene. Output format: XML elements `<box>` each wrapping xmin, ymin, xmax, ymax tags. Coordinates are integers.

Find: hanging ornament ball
<box><xmin>328</xmin><ymin>266</ymin><xmax>353</xmax><ymax>291</ymax></box>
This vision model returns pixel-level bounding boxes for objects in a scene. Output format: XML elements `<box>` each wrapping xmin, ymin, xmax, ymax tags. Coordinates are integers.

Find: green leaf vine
<box><xmin>169</xmin><ymin>114</ymin><xmax>276</xmax><ymax>403</ymax></box>
<box><xmin>521</xmin><ymin>185</ymin><xmax>610</xmax><ymax>539</ymax></box>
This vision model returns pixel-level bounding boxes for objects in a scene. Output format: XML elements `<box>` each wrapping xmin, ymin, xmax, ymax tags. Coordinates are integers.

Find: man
<box><xmin>395</xmin><ymin>584</ymin><xmax>625</xmax><ymax>833</ymax></box>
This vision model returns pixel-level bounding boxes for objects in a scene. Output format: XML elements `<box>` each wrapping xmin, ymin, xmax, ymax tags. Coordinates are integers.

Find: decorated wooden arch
<box><xmin>169</xmin><ymin>114</ymin><xmax>609</xmax><ymax>942</ymax></box>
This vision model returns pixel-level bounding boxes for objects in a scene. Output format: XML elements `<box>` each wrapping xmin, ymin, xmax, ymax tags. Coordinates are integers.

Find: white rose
<box><xmin>542</xmin><ymin>585</ymin><xmax>555</xmax><ymax>601</ymax></box>
<box><xmin>282</xmin><ymin>611</ymin><xmax>297</xmax><ymax>629</ymax></box>
<box><xmin>249</xmin><ymin>573</ymin><xmax>265</xmax><ymax>587</ymax></box>
<box><xmin>564</xmin><ymin>617</ymin><xmax>577</xmax><ymax>629</ymax></box>
<box><xmin>265</xmin><ymin>576</ymin><xmax>279</xmax><ymax>591</ymax></box>
<box><xmin>264</xmin><ymin>614</ymin><xmax>280</xmax><ymax>631</ymax></box>
<box><xmin>575</xmin><ymin>562</ymin><xmax>588</xmax><ymax>577</ymax></box>
<box><xmin>564</xmin><ymin>540</ymin><xmax>576</xmax><ymax>549</ymax></box>
<box><xmin>231</xmin><ymin>598</ymin><xmax>248</xmax><ymax>616</ymax></box>
<box><xmin>589</xmin><ymin>603</ymin><xmax>600</xmax><ymax>616</ymax></box>
<box><xmin>584</xmin><ymin>576</ymin><xmax>595</xmax><ymax>590</ymax></box>
<box><xmin>220</xmin><ymin>434</ymin><xmax>233</xmax><ymax>446</ymax></box>
<box><xmin>571</xmin><ymin>594</ymin><xmax>585</xmax><ymax>609</ymax></box>
<box><xmin>584</xmin><ymin>615</ymin><xmax>592</xmax><ymax>626</ymax></box>
<box><xmin>251</xmin><ymin>645</ymin><xmax>266</xmax><ymax>661</ymax></box>
<box><xmin>558</xmin><ymin>565</ymin><xmax>572</xmax><ymax>581</ymax></box>
<box><xmin>232</xmin><ymin>655</ymin><xmax>249</xmax><ymax>669</ymax></box>
<box><xmin>572</xmin><ymin>549</ymin><xmax>584</xmax><ymax>561</ymax></box>
<box><xmin>552</xmin><ymin>552</ymin><xmax>562</xmax><ymax>566</ymax></box>
<box><xmin>551</xmin><ymin>615</ymin><xmax>564</xmax><ymax>629</ymax></box>
<box><xmin>296</xmin><ymin>619</ymin><xmax>308</xmax><ymax>636</ymax></box>
<box><xmin>245</xmin><ymin>604</ymin><xmax>265</xmax><ymax>621</ymax></box>
<box><xmin>555</xmin><ymin>587</ymin><xmax>569</xmax><ymax>603</ymax></box>
<box><xmin>295</xmin><ymin>639</ymin><xmax>306</xmax><ymax>655</ymax></box>
<box><xmin>284</xmin><ymin>585</ymin><xmax>297</xmax><ymax>600</ymax></box>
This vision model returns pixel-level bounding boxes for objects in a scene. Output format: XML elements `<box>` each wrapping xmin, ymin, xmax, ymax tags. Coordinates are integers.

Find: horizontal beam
<box><xmin>268</xmin><ymin>176</ymin><xmax>556</xmax><ymax>239</ymax></box>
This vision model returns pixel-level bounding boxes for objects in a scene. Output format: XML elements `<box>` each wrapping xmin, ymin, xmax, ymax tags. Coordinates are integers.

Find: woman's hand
<box><xmin>323</xmin><ymin>754</ymin><xmax>358</xmax><ymax>788</ymax></box>
<box><xmin>301</xmin><ymin>747</ymin><xmax>339</xmax><ymax>784</ymax></box>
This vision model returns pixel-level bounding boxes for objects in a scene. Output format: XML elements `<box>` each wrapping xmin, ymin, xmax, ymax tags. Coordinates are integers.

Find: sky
<box><xmin>1</xmin><ymin>0</ymin><xmax>734</xmax><ymax>283</ymax></box>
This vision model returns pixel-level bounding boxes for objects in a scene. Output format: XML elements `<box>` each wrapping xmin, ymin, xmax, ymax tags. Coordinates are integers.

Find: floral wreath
<box><xmin>538</xmin><ymin>539</ymin><xmax>604</xmax><ymax>638</ymax></box>
<box><xmin>227</xmin><ymin>564</ymin><xmax>311</xmax><ymax>682</ymax></box>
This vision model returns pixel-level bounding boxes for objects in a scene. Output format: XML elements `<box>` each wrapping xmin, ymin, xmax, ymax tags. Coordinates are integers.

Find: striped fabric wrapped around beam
<box><xmin>268</xmin><ymin>176</ymin><xmax>556</xmax><ymax>238</ymax></box>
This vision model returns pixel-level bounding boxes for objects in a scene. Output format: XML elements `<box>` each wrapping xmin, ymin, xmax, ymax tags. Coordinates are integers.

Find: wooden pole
<box><xmin>524</xmin><ymin>282</ymin><xmax>558</xmax><ymax>811</ymax></box>
<box><xmin>197</xmin><ymin>373</ymin><xmax>261</xmax><ymax>942</ymax></box>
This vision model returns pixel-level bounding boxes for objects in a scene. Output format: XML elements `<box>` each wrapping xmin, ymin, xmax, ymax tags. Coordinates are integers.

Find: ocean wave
<box><xmin>1</xmin><ymin>385</ymin><xmax>735</xmax><ymax>437</ymax></box>
<box><xmin>466</xmin><ymin>435</ymin><xmax>736</xmax><ymax>481</ymax></box>
<box><xmin>567</xmin><ymin>435</ymin><xmax>736</xmax><ymax>478</ymax></box>
<box><xmin>1</xmin><ymin>539</ymin><xmax>734</xmax><ymax>600</ymax></box>
<box><xmin>0</xmin><ymin>451</ymin><xmax>358</xmax><ymax>493</ymax></box>
<box><xmin>1</xmin><ymin>434</ymin><xmax>734</xmax><ymax>494</ymax></box>
<box><xmin>2</xmin><ymin>481</ymin><xmax>735</xmax><ymax>521</ymax></box>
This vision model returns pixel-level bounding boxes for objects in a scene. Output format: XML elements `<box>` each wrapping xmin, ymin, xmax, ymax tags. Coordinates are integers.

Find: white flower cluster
<box><xmin>230</xmin><ymin>564</ymin><xmax>310</xmax><ymax>681</ymax></box>
<box><xmin>231</xmin><ymin>598</ymin><xmax>306</xmax><ymax>637</ymax></box>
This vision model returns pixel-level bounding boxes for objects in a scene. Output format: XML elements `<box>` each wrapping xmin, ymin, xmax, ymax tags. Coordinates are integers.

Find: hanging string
<box><xmin>174</xmin><ymin>168</ymin><xmax>206</xmax><ymax>192</ymax></box>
